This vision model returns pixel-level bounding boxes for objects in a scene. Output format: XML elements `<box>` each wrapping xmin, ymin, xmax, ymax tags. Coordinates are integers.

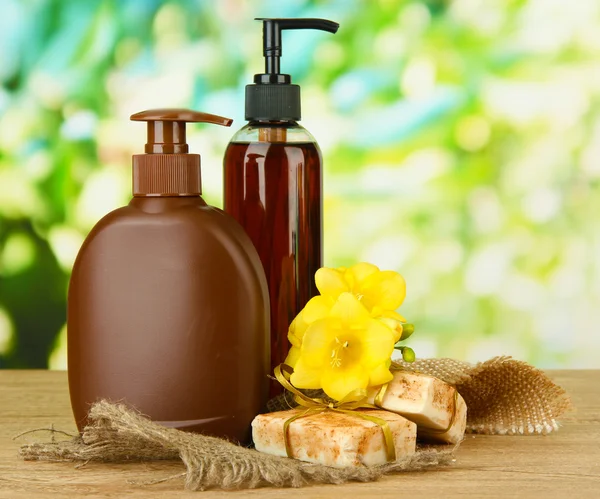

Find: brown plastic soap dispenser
<box><xmin>68</xmin><ymin>109</ymin><xmax>270</xmax><ymax>444</ymax></box>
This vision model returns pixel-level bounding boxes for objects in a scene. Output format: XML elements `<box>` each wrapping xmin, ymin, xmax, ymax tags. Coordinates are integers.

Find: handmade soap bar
<box><xmin>368</xmin><ymin>371</ymin><xmax>467</xmax><ymax>444</ymax></box>
<box><xmin>252</xmin><ymin>408</ymin><xmax>416</xmax><ymax>467</ymax></box>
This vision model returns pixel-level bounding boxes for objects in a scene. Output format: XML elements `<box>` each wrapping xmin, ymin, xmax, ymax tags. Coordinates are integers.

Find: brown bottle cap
<box><xmin>130</xmin><ymin>108</ymin><xmax>232</xmax><ymax>196</ymax></box>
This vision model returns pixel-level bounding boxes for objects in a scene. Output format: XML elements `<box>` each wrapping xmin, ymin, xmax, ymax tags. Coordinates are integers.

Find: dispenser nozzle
<box><xmin>131</xmin><ymin>108</ymin><xmax>233</xmax><ymax>154</ymax></box>
<box><xmin>245</xmin><ymin>18</ymin><xmax>339</xmax><ymax>121</ymax></box>
<box><xmin>254</xmin><ymin>18</ymin><xmax>340</xmax><ymax>83</ymax></box>
<box><xmin>129</xmin><ymin>108</ymin><xmax>233</xmax><ymax>196</ymax></box>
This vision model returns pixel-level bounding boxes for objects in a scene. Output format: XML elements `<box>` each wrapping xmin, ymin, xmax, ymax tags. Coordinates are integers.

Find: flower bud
<box><xmin>400</xmin><ymin>323</ymin><xmax>415</xmax><ymax>341</ymax></box>
<box><xmin>401</xmin><ymin>346</ymin><xmax>416</xmax><ymax>363</ymax></box>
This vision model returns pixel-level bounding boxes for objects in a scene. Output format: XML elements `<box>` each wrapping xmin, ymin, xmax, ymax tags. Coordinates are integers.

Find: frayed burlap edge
<box><xmin>18</xmin><ymin>400</ymin><xmax>456</xmax><ymax>491</ymax></box>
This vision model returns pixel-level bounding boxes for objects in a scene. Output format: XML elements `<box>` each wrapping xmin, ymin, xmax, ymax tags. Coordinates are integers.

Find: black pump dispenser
<box><xmin>245</xmin><ymin>18</ymin><xmax>339</xmax><ymax>121</ymax></box>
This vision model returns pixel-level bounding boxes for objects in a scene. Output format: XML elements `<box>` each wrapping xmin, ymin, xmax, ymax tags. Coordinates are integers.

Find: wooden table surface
<box><xmin>0</xmin><ymin>370</ymin><xmax>598</xmax><ymax>498</ymax></box>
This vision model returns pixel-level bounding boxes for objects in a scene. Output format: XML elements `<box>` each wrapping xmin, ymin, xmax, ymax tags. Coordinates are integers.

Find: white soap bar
<box><xmin>252</xmin><ymin>408</ymin><xmax>416</xmax><ymax>467</ymax></box>
<box><xmin>368</xmin><ymin>371</ymin><xmax>467</xmax><ymax>444</ymax></box>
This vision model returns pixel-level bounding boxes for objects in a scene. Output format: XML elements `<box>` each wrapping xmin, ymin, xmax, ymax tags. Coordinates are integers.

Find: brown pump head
<box><xmin>130</xmin><ymin>108</ymin><xmax>232</xmax><ymax>196</ymax></box>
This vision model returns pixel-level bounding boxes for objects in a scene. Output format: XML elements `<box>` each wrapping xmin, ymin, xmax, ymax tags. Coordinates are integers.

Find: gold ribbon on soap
<box><xmin>274</xmin><ymin>364</ymin><xmax>397</xmax><ymax>462</ymax></box>
<box><xmin>374</xmin><ymin>367</ymin><xmax>459</xmax><ymax>435</ymax></box>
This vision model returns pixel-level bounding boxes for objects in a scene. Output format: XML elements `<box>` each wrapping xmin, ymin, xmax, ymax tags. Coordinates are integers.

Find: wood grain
<box><xmin>0</xmin><ymin>370</ymin><xmax>598</xmax><ymax>498</ymax></box>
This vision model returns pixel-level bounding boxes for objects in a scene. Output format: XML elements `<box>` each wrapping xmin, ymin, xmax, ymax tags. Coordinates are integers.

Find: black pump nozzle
<box><xmin>256</xmin><ymin>18</ymin><xmax>340</xmax><ymax>83</ymax></box>
<box><xmin>245</xmin><ymin>17</ymin><xmax>339</xmax><ymax>121</ymax></box>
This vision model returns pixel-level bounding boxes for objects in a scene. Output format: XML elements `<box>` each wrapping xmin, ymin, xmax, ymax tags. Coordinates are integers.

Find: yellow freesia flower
<box><xmin>315</xmin><ymin>262</ymin><xmax>407</xmax><ymax>315</ymax></box>
<box><xmin>315</xmin><ymin>263</ymin><xmax>407</xmax><ymax>342</ymax></box>
<box><xmin>290</xmin><ymin>292</ymin><xmax>396</xmax><ymax>401</ymax></box>
<box><xmin>285</xmin><ymin>295</ymin><xmax>335</xmax><ymax>367</ymax></box>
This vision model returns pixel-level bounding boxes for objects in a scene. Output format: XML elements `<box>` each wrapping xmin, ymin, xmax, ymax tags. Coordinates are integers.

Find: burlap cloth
<box><xmin>18</xmin><ymin>357</ymin><xmax>571</xmax><ymax>491</ymax></box>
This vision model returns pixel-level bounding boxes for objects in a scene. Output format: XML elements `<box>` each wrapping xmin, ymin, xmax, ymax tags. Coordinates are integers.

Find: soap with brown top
<box><xmin>252</xmin><ymin>408</ymin><xmax>416</xmax><ymax>467</ymax></box>
<box><xmin>368</xmin><ymin>371</ymin><xmax>467</xmax><ymax>444</ymax></box>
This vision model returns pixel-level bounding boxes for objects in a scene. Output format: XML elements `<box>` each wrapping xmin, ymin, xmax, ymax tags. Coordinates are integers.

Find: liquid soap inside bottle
<box><xmin>224</xmin><ymin>121</ymin><xmax>322</xmax><ymax>395</ymax></box>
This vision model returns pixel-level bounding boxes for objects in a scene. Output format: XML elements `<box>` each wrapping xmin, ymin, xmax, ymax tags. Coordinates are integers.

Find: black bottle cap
<box><xmin>245</xmin><ymin>18</ymin><xmax>339</xmax><ymax>121</ymax></box>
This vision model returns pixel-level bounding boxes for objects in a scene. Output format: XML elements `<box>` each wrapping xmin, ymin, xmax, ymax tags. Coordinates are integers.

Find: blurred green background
<box><xmin>1</xmin><ymin>0</ymin><xmax>599</xmax><ymax>369</ymax></box>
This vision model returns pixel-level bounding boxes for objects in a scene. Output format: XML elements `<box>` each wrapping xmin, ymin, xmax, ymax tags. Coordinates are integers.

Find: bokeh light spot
<box><xmin>1</xmin><ymin>233</ymin><xmax>36</xmax><ymax>275</ymax></box>
<box><xmin>0</xmin><ymin>307</ymin><xmax>14</xmax><ymax>356</ymax></box>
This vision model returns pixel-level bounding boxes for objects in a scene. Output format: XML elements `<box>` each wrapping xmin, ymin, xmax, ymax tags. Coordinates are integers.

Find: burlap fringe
<box><xmin>18</xmin><ymin>357</ymin><xmax>571</xmax><ymax>490</ymax></box>
<box><xmin>18</xmin><ymin>400</ymin><xmax>455</xmax><ymax>490</ymax></box>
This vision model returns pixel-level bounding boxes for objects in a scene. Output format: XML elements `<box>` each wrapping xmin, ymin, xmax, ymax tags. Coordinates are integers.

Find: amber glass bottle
<box><xmin>224</xmin><ymin>121</ymin><xmax>322</xmax><ymax>395</ymax></box>
<box><xmin>224</xmin><ymin>18</ymin><xmax>338</xmax><ymax>396</ymax></box>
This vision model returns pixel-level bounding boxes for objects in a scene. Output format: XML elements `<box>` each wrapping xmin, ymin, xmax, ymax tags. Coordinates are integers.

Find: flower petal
<box><xmin>289</xmin><ymin>312</ymin><xmax>310</xmax><ymax>343</ymax></box>
<box><xmin>300</xmin><ymin>318</ymin><xmax>340</xmax><ymax>368</ymax></box>
<box><xmin>290</xmin><ymin>358</ymin><xmax>322</xmax><ymax>389</ymax></box>
<box><xmin>368</xmin><ymin>362</ymin><xmax>394</xmax><ymax>387</ymax></box>
<box><xmin>329</xmin><ymin>292</ymin><xmax>371</xmax><ymax>324</ymax></box>
<box><xmin>360</xmin><ymin>270</ymin><xmax>407</xmax><ymax>311</ymax></box>
<box><xmin>379</xmin><ymin>310</ymin><xmax>407</xmax><ymax>322</ymax></box>
<box><xmin>347</xmin><ymin>262</ymin><xmax>379</xmax><ymax>288</ymax></box>
<box><xmin>315</xmin><ymin>268</ymin><xmax>350</xmax><ymax>298</ymax></box>
<box><xmin>288</xmin><ymin>329</ymin><xmax>301</xmax><ymax>348</ymax></box>
<box><xmin>284</xmin><ymin>346</ymin><xmax>301</xmax><ymax>367</ymax></box>
<box><xmin>359</xmin><ymin>319</ymin><xmax>396</xmax><ymax>368</ymax></box>
<box><xmin>337</xmin><ymin>387</ymin><xmax>369</xmax><ymax>403</ymax></box>
<box><xmin>377</xmin><ymin>318</ymin><xmax>402</xmax><ymax>343</ymax></box>
<box><xmin>302</xmin><ymin>295</ymin><xmax>335</xmax><ymax>323</ymax></box>
<box><xmin>321</xmin><ymin>366</ymin><xmax>369</xmax><ymax>401</ymax></box>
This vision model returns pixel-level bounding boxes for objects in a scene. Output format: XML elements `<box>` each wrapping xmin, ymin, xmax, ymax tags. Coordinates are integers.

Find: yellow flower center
<box><xmin>330</xmin><ymin>336</ymin><xmax>350</xmax><ymax>368</ymax></box>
